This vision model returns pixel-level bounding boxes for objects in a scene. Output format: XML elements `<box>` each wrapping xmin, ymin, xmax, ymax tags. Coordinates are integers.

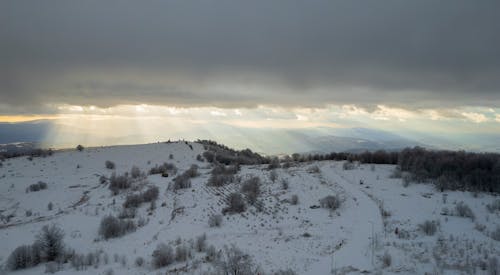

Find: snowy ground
<box><xmin>0</xmin><ymin>142</ymin><xmax>499</xmax><ymax>274</ymax></box>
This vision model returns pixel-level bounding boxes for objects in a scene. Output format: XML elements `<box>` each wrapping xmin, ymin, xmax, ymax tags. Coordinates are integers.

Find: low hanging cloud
<box><xmin>1</xmin><ymin>1</ymin><xmax>500</xmax><ymax>114</ymax></box>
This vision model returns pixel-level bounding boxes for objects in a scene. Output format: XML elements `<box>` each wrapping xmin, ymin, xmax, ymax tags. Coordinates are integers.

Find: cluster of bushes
<box><xmin>6</xmin><ymin>225</ymin><xmax>66</xmax><ymax>270</ymax></box>
<box><xmin>207</xmin><ymin>164</ymin><xmax>239</xmax><ymax>187</ymax></box>
<box><xmin>98</xmin><ymin>215</ymin><xmax>136</xmax><ymax>240</ymax></box>
<box><xmin>149</xmin><ymin>162</ymin><xmax>177</xmax><ymax>176</ymax></box>
<box><xmin>152</xmin><ymin>234</ymin><xmax>208</xmax><ymax>269</ymax></box>
<box><xmin>197</xmin><ymin>140</ymin><xmax>269</xmax><ymax>165</ymax></box>
<box><xmin>108</xmin><ymin>173</ymin><xmax>132</xmax><ymax>194</ymax></box>
<box><xmin>123</xmin><ymin>186</ymin><xmax>159</xmax><ymax>208</ymax></box>
<box><xmin>320</xmin><ymin>195</ymin><xmax>342</xmax><ymax>210</ymax></box>
<box><xmin>26</xmin><ymin>181</ymin><xmax>48</xmax><ymax>192</ymax></box>
<box><xmin>241</xmin><ymin>177</ymin><xmax>261</xmax><ymax>205</ymax></box>
<box><xmin>171</xmin><ymin>164</ymin><xmax>199</xmax><ymax>190</ymax></box>
<box><xmin>0</xmin><ymin>148</ymin><xmax>53</xmax><ymax>160</ymax></box>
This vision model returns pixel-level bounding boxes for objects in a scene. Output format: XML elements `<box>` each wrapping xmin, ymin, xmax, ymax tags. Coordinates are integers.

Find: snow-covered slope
<box><xmin>0</xmin><ymin>142</ymin><xmax>498</xmax><ymax>274</ymax></box>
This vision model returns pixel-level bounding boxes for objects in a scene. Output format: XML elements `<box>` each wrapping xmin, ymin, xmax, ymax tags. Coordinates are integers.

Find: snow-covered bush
<box><xmin>487</xmin><ymin>199</ymin><xmax>500</xmax><ymax>213</ymax></box>
<box><xmin>118</xmin><ymin>207</ymin><xmax>136</xmax><ymax>219</ymax></box>
<box><xmin>241</xmin><ymin>177</ymin><xmax>260</xmax><ymax>205</ymax></box>
<box><xmin>205</xmin><ymin>245</ymin><xmax>218</xmax><ymax>262</ymax></box>
<box><xmin>208</xmin><ymin>214</ymin><xmax>223</xmax><ymax>227</ymax></box>
<box><xmin>281</xmin><ymin>179</ymin><xmax>289</xmax><ymax>190</ymax></box>
<box><xmin>214</xmin><ymin>245</ymin><xmax>257</xmax><ymax>275</ymax></box>
<box><xmin>208</xmin><ymin>174</ymin><xmax>233</xmax><ymax>187</ymax></box>
<box><xmin>172</xmin><ymin>173</ymin><xmax>192</xmax><ymax>190</ymax></box>
<box><xmin>269</xmin><ymin>170</ymin><xmax>278</xmax><ymax>183</ymax></box>
<box><xmin>149</xmin><ymin>162</ymin><xmax>177</xmax><ymax>175</ymax></box>
<box><xmin>135</xmin><ymin>256</ymin><xmax>144</xmax><ymax>267</ymax></box>
<box><xmin>105</xmin><ymin>160</ymin><xmax>115</xmax><ymax>169</ymax></box>
<box><xmin>490</xmin><ymin>226</ymin><xmax>500</xmax><ymax>241</ymax></box>
<box><xmin>47</xmin><ymin>202</ymin><xmax>53</xmax><ymax>211</ymax></box>
<box><xmin>455</xmin><ymin>201</ymin><xmax>475</xmax><ymax>220</ymax></box>
<box><xmin>223</xmin><ymin>193</ymin><xmax>246</xmax><ymax>214</ymax></box>
<box><xmin>152</xmin><ymin>243</ymin><xmax>174</xmax><ymax>268</ymax></box>
<box><xmin>419</xmin><ymin>220</ymin><xmax>438</xmax><ymax>236</ymax></box>
<box><xmin>109</xmin><ymin>172</ymin><xmax>131</xmax><ymax>194</ymax></box>
<box><xmin>195</xmin><ymin>234</ymin><xmax>207</xmax><ymax>252</ymax></box>
<box><xmin>175</xmin><ymin>244</ymin><xmax>189</xmax><ymax>262</ymax></box>
<box><xmin>196</xmin><ymin>154</ymin><xmax>204</xmax><ymax>162</ymax></box>
<box><xmin>184</xmin><ymin>164</ymin><xmax>199</xmax><ymax>178</ymax></box>
<box><xmin>320</xmin><ymin>195</ymin><xmax>341</xmax><ymax>210</ymax></box>
<box><xmin>343</xmin><ymin>161</ymin><xmax>355</xmax><ymax>170</ymax></box>
<box><xmin>382</xmin><ymin>251</ymin><xmax>392</xmax><ymax>267</ymax></box>
<box><xmin>308</xmin><ymin>165</ymin><xmax>320</xmax><ymax>173</ymax></box>
<box><xmin>291</xmin><ymin>195</ymin><xmax>299</xmax><ymax>205</ymax></box>
<box><xmin>123</xmin><ymin>186</ymin><xmax>159</xmax><ymax>208</ymax></box>
<box><xmin>130</xmin><ymin>166</ymin><xmax>142</xmax><ymax>179</ymax></box>
<box><xmin>99</xmin><ymin>215</ymin><xmax>136</xmax><ymax>239</ymax></box>
<box><xmin>142</xmin><ymin>186</ymin><xmax>159</xmax><ymax>202</ymax></box>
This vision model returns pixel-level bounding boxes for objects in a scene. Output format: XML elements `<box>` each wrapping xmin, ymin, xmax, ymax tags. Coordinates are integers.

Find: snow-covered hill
<box><xmin>0</xmin><ymin>141</ymin><xmax>499</xmax><ymax>274</ymax></box>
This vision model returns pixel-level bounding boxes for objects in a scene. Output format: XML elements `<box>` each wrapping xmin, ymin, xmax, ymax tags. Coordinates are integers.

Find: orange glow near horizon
<box><xmin>0</xmin><ymin>115</ymin><xmax>60</xmax><ymax>123</ymax></box>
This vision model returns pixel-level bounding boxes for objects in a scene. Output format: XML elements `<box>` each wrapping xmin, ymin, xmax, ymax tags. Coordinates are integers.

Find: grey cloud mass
<box><xmin>1</xmin><ymin>0</ymin><xmax>500</xmax><ymax>113</ymax></box>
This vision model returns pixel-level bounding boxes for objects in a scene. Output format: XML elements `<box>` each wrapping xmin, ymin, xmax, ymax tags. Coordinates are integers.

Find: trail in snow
<box><xmin>318</xmin><ymin>163</ymin><xmax>384</xmax><ymax>273</ymax></box>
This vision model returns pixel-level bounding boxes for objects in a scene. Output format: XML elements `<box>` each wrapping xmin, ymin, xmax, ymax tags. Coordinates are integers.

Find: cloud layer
<box><xmin>1</xmin><ymin>1</ymin><xmax>500</xmax><ymax>113</ymax></box>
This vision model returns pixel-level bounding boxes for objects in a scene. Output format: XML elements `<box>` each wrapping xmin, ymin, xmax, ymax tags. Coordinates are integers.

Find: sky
<box><xmin>1</xmin><ymin>1</ymin><xmax>500</xmax><ymax>152</ymax></box>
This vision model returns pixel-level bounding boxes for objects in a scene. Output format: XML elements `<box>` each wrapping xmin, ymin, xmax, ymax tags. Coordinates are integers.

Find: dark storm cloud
<box><xmin>1</xmin><ymin>0</ymin><xmax>500</xmax><ymax>113</ymax></box>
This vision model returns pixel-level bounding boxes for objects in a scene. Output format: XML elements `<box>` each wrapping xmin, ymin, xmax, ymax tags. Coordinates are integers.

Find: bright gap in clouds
<box><xmin>29</xmin><ymin>104</ymin><xmax>500</xmax><ymax>153</ymax></box>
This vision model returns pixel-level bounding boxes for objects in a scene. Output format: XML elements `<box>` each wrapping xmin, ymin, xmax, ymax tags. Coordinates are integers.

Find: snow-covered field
<box><xmin>0</xmin><ymin>142</ymin><xmax>499</xmax><ymax>274</ymax></box>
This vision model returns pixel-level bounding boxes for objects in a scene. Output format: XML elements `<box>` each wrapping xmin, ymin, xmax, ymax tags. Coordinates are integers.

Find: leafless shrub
<box><xmin>123</xmin><ymin>186</ymin><xmax>159</xmax><ymax>208</ymax></box>
<box><xmin>223</xmin><ymin>193</ymin><xmax>246</xmax><ymax>214</ymax></box>
<box><xmin>455</xmin><ymin>201</ymin><xmax>475</xmax><ymax>220</ymax></box>
<box><xmin>281</xmin><ymin>179</ymin><xmax>289</xmax><ymax>190</ymax></box>
<box><xmin>208</xmin><ymin>174</ymin><xmax>233</xmax><ymax>187</ymax></box>
<box><xmin>490</xmin><ymin>226</ymin><xmax>500</xmax><ymax>241</ymax></box>
<box><xmin>419</xmin><ymin>220</ymin><xmax>439</xmax><ymax>236</ymax></box>
<box><xmin>130</xmin><ymin>166</ymin><xmax>143</xmax><ymax>179</ymax></box>
<box><xmin>241</xmin><ymin>177</ymin><xmax>260</xmax><ymax>205</ymax></box>
<box><xmin>152</xmin><ymin>243</ymin><xmax>174</xmax><ymax>268</ymax></box>
<box><xmin>489</xmin><ymin>257</ymin><xmax>499</xmax><ymax>275</ymax></box>
<box><xmin>149</xmin><ymin>162</ymin><xmax>177</xmax><ymax>175</ymax></box>
<box><xmin>6</xmin><ymin>245</ymin><xmax>37</xmax><ymax>270</ymax></box>
<box><xmin>382</xmin><ymin>251</ymin><xmax>392</xmax><ymax>267</ymax></box>
<box><xmin>270</xmin><ymin>170</ymin><xmax>278</xmax><ymax>183</ymax></box>
<box><xmin>27</xmin><ymin>181</ymin><xmax>48</xmax><ymax>192</ymax></box>
<box><xmin>290</xmin><ymin>195</ymin><xmax>299</xmax><ymax>205</ymax></box>
<box><xmin>99</xmin><ymin>215</ymin><xmax>136</xmax><ymax>239</ymax></box>
<box><xmin>343</xmin><ymin>161</ymin><xmax>355</xmax><ymax>170</ymax></box>
<box><xmin>197</xmin><ymin>154</ymin><xmax>204</xmax><ymax>162</ymax></box>
<box><xmin>109</xmin><ymin>172</ymin><xmax>131</xmax><ymax>194</ymax></box>
<box><xmin>196</xmin><ymin>234</ymin><xmax>207</xmax><ymax>252</ymax></box>
<box><xmin>308</xmin><ymin>165</ymin><xmax>320</xmax><ymax>173</ymax></box>
<box><xmin>205</xmin><ymin>245</ymin><xmax>218</xmax><ymax>262</ymax></box>
<box><xmin>175</xmin><ymin>245</ymin><xmax>189</xmax><ymax>262</ymax></box>
<box><xmin>173</xmin><ymin>174</ymin><xmax>192</xmax><ymax>190</ymax></box>
<box><xmin>184</xmin><ymin>164</ymin><xmax>199</xmax><ymax>178</ymax></box>
<box><xmin>209</xmin><ymin>214</ymin><xmax>223</xmax><ymax>227</ymax></box>
<box><xmin>47</xmin><ymin>202</ymin><xmax>53</xmax><ymax>211</ymax></box>
<box><xmin>99</xmin><ymin>175</ymin><xmax>107</xmax><ymax>184</ymax></box>
<box><xmin>105</xmin><ymin>160</ymin><xmax>115</xmax><ymax>169</ymax></box>
<box><xmin>320</xmin><ymin>195</ymin><xmax>341</xmax><ymax>210</ymax></box>
<box><xmin>487</xmin><ymin>199</ymin><xmax>500</xmax><ymax>213</ymax></box>
<box><xmin>135</xmin><ymin>256</ymin><xmax>144</xmax><ymax>267</ymax></box>
<box><xmin>214</xmin><ymin>245</ymin><xmax>256</xmax><ymax>275</ymax></box>
<box><xmin>36</xmin><ymin>224</ymin><xmax>65</xmax><ymax>262</ymax></box>
<box><xmin>118</xmin><ymin>208</ymin><xmax>137</xmax><ymax>219</ymax></box>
